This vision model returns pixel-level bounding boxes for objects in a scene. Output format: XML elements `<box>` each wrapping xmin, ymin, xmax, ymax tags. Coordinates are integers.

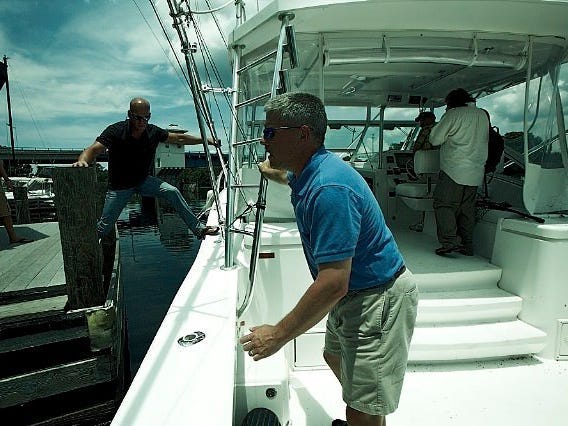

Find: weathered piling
<box><xmin>53</xmin><ymin>167</ymin><xmax>105</xmax><ymax>309</ymax></box>
<box><xmin>13</xmin><ymin>185</ymin><xmax>30</xmax><ymax>224</ymax></box>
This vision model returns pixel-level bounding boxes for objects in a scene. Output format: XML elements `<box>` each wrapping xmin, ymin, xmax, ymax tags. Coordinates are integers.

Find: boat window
<box><xmin>525</xmin><ymin>71</ymin><xmax>567</xmax><ymax>169</ymax></box>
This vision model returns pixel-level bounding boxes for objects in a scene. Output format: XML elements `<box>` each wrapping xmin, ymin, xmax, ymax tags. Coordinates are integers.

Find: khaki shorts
<box><xmin>324</xmin><ymin>269</ymin><xmax>418</xmax><ymax>416</ymax></box>
<box><xmin>0</xmin><ymin>185</ymin><xmax>10</xmax><ymax>217</ymax></box>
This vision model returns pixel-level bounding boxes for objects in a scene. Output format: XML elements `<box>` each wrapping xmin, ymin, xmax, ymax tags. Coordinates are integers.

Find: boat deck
<box><xmin>286</xmin><ymin>222</ymin><xmax>568</xmax><ymax>425</ymax></box>
<box><xmin>290</xmin><ymin>355</ymin><xmax>568</xmax><ymax>426</ymax></box>
<box><xmin>392</xmin><ymin>224</ymin><xmax>497</xmax><ymax>276</ymax></box>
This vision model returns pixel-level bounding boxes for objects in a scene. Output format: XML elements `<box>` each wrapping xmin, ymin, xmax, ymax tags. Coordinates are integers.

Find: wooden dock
<box><xmin>0</xmin><ymin>222</ymin><xmax>65</xmax><ymax>308</ymax></box>
<box><xmin>0</xmin><ymin>169</ymin><xmax>128</xmax><ymax>425</ymax></box>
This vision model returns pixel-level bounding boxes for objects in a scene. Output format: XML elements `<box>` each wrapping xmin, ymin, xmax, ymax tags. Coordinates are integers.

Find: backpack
<box><xmin>485</xmin><ymin>125</ymin><xmax>504</xmax><ymax>173</ymax></box>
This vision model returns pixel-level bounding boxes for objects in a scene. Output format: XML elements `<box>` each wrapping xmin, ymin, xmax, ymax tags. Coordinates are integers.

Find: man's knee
<box><xmin>346</xmin><ymin>406</ymin><xmax>385</xmax><ymax>426</ymax></box>
<box><xmin>323</xmin><ymin>351</ymin><xmax>338</xmax><ymax>367</ymax></box>
<box><xmin>160</xmin><ymin>185</ymin><xmax>182</xmax><ymax>201</ymax></box>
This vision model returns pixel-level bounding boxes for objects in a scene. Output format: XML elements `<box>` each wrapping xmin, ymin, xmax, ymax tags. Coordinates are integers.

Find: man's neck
<box><xmin>130</xmin><ymin>129</ymin><xmax>144</xmax><ymax>139</ymax></box>
<box><xmin>291</xmin><ymin>145</ymin><xmax>320</xmax><ymax>176</ymax></box>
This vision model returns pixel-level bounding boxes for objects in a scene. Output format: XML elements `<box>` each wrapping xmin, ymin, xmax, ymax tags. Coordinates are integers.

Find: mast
<box><xmin>2</xmin><ymin>55</ymin><xmax>16</xmax><ymax>164</ymax></box>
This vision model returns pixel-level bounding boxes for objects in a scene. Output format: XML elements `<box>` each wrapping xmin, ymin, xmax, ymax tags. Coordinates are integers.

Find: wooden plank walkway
<box><xmin>0</xmin><ymin>220</ymin><xmax>128</xmax><ymax>423</ymax></box>
<box><xmin>0</xmin><ymin>222</ymin><xmax>65</xmax><ymax>293</ymax></box>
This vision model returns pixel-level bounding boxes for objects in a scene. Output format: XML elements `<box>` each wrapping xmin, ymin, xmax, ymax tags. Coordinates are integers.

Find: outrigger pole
<box><xmin>165</xmin><ymin>0</ymin><xmax>227</xmax><ymax>229</ymax></box>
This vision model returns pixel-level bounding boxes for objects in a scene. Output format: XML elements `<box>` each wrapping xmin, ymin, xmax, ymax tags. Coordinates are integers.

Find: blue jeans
<box><xmin>97</xmin><ymin>176</ymin><xmax>202</xmax><ymax>238</ymax></box>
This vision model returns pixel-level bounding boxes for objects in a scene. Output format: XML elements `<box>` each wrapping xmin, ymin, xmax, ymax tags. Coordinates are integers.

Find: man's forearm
<box><xmin>78</xmin><ymin>149</ymin><xmax>96</xmax><ymax>164</ymax></box>
<box><xmin>275</xmin><ymin>260</ymin><xmax>351</xmax><ymax>344</ymax></box>
<box><xmin>275</xmin><ymin>279</ymin><xmax>345</xmax><ymax>343</ymax></box>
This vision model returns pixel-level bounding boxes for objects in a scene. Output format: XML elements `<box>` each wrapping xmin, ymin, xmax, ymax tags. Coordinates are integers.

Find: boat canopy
<box><xmin>229</xmin><ymin>0</ymin><xmax>568</xmax><ymax>214</ymax></box>
<box><xmin>230</xmin><ymin>0</ymin><xmax>568</xmax><ymax>108</ymax></box>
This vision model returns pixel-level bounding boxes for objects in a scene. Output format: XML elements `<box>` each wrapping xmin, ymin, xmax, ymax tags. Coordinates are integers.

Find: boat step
<box><xmin>417</xmin><ymin>288</ymin><xmax>522</xmax><ymax>325</ymax></box>
<box><xmin>413</xmin><ymin>267</ymin><xmax>502</xmax><ymax>292</ymax></box>
<box><xmin>409</xmin><ymin>320</ymin><xmax>546</xmax><ymax>362</ymax></box>
<box><xmin>294</xmin><ymin>320</ymin><xmax>545</xmax><ymax>367</ymax></box>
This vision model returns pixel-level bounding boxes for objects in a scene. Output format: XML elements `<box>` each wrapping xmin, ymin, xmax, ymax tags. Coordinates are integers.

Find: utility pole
<box><xmin>2</xmin><ymin>55</ymin><xmax>16</xmax><ymax>168</ymax></box>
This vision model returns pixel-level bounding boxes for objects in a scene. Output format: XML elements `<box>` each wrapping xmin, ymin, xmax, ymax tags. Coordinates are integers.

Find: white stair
<box><xmin>417</xmin><ymin>288</ymin><xmax>522</xmax><ymax>325</ymax></box>
<box><xmin>409</xmin><ymin>320</ymin><xmax>546</xmax><ymax>362</ymax></box>
<box><xmin>288</xmin><ymin>226</ymin><xmax>547</xmax><ymax>368</ymax></box>
<box><xmin>399</xmin><ymin>227</ymin><xmax>547</xmax><ymax>363</ymax></box>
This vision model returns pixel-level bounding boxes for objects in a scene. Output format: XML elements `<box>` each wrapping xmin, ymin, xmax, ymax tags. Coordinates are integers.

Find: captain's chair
<box><xmin>396</xmin><ymin>150</ymin><xmax>440</xmax><ymax>211</ymax></box>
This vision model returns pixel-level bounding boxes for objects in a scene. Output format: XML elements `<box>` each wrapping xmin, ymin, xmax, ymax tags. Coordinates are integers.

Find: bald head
<box><xmin>128</xmin><ymin>98</ymin><xmax>151</xmax><ymax>132</ymax></box>
<box><xmin>130</xmin><ymin>97</ymin><xmax>150</xmax><ymax>114</ymax></box>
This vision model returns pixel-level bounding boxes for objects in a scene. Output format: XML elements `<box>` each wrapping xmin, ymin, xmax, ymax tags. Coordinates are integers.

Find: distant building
<box><xmin>154</xmin><ymin>124</ymin><xmax>187</xmax><ymax>171</ymax></box>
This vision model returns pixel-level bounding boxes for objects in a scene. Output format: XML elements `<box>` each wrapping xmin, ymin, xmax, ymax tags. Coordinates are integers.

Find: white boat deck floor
<box><xmin>287</xmin><ymin>224</ymin><xmax>568</xmax><ymax>425</ymax></box>
<box><xmin>390</xmin><ymin>225</ymin><xmax>496</xmax><ymax>275</ymax></box>
<box><xmin>289</xmin><ymin>356</ymin><xmax>568</xmax><ymax>426</ymax></box>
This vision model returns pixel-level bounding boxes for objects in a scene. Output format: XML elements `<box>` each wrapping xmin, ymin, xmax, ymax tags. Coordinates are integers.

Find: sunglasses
<box><xmin>262</xmin><ymin>126</ymin><xmax>303</xmax><ymax>140</ymax></box>
<box><xmin>129</xmin><ymin>111</ymin><xmax>151</xmax><ymax>122</ymax></box>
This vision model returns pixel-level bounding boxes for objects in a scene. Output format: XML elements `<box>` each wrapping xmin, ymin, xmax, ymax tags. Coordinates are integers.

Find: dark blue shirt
<box><xmin>97</xmin><ymin>120</ymin><xmax>168</xmax><ymax>189</ymax></box>
<box><xmin>288</xmin><ymin>148</ymin><xmax>404</xmax><ymax>290</ymax></box>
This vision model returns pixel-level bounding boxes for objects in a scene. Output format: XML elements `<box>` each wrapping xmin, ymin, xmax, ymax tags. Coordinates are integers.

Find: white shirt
<box><xmin>429</xmin><ymin>104</ymin><xmax>489</xmax><ymax>186</ymax></box>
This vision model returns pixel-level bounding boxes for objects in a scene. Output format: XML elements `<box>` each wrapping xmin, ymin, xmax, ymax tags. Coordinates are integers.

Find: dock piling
<box><xmin>53</xmin><ymin>167</ymin><xmax>105</xmax><ymax>309</ymax></box>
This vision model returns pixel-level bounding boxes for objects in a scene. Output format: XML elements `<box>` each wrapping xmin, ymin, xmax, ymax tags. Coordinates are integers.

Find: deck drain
<box><xmin>178</xmin><ymin>331</ymin><xmax>206</xmax><ymax>347</ymax></box>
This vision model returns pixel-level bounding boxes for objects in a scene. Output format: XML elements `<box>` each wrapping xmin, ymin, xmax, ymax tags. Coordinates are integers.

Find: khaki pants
<box><xmin>433</xmin><ymin>171</ymin><xmax>477</xmax><ymax>250</ymax></box>
<box><xmin>324</xmin><ymin>269</ymin><xmax>418</xmax><ymax>416</ymax></box>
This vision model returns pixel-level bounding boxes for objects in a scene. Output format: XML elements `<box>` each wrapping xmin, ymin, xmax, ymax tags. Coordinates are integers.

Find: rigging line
<box><xmin>186</xmin><ymin>3</ymin><xmax>247</xmax><ymax>142</ymax></box>
<box><xmin>182</xmin><ymin>11</ymin><xmax>233</xmax><ymax>154</ymax></box>
<box><xmin>186</xmin><ymin>10</ymin><xmax>251</xmax><ymax>186</ymax></box>
<box><xmin>182</xmin><ymin>4</ymin><xmax>255</xmax><ymax>213</ymax></box>
<box><xmin>135</xmin><ymin>0</ymin><xmax>192</xmax><ymax>93</ymax></box>
<box><xmin>204</xmin><ymin>0</ymin><xmax>228</xmax><ymax>47</ymax></box>
<box><xmin>189</xmin><ymin>5</ymin><xmax>230</xmax><ymax>96</ymax></box>
<box><xmin>190</xmin><ymin>14</ymin><xmax>231</xmax><ymax>142</ymax></box>
<box><xmin>14</xmin><ymin>80</ymin><xmax>46</xmax><ymax>148</ymax></box>
<box><xmin>184</xmin><ymin>0</ymin><xmax>234</xmax><ymax>14</ymax></box>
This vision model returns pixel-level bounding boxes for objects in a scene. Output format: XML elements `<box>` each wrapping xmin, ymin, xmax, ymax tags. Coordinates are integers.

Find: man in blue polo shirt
<box><xmin>73</xmin><ymin>97</ymin><xmax>219</xmax><ymax>240</ymax></box>
<box><xmin>239</xmin><ymin>92</ymin><xmax>418</xmax><ymax>426</ymax></box>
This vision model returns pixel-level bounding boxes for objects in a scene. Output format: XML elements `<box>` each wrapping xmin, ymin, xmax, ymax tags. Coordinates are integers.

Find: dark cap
<box><xmin>414</xmin><ymin>111</ymin><xmax>436</xmax><ymax>122</ymax></box>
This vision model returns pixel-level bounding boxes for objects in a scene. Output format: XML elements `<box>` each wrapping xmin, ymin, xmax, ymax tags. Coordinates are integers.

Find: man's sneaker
<box><xmin>435</xmin><ymin>245</ymin><xmax>459</xmax><ymax>256</ymax></box>
<box><xmin>458</xmin><ymin>245</ymin><xmax>474</xmax><ymax>256</ymax></box>
<box><xmin>409</xmin><ymin>222</ymin><xmax>424</xmax><ymax>232</ymax></box>
<box><xmin>195</xmin><ymin>225</ymin><xmax>220</xmax><ymax>240</ymax></box>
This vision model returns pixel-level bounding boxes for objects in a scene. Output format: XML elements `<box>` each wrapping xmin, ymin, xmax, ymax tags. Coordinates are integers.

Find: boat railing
<box><xmin>230</xmin><ymin>12</ymin><xmax>299</xmax><ymax>316</ymax></box>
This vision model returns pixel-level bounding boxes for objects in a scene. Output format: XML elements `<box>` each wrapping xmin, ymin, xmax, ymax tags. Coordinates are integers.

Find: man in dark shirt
<box><xmin>73</xmin><ymin>97</ymin><xmax>219</xmax><ymax>240</ymax></box>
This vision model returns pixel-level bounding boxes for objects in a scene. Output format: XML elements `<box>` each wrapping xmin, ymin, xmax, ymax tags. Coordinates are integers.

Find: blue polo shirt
<box><xmin>288</xmin><ymin>148</ymin><xmax>404</xmax><ymax>291</ymax></box>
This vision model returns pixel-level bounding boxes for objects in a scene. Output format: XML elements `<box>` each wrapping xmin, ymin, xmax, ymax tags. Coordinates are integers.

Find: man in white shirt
<box><xmin>429</xmin><ymin>88</ymin><xmax>489</xmax><ymax>256</ymax></box>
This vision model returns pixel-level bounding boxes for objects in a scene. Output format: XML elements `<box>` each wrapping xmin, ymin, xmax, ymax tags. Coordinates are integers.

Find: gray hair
<box><xmin>264</xmin><ymin>92</ymin><xmax>327</xmax><ymax>144</ymax></box>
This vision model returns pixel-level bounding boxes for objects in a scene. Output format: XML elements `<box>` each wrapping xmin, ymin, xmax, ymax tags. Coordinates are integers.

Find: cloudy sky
<box><xmin>1</xmin><ymin>0</ymin><xmax>567</xmax><ymax>153</ymax></box>
<box><xmin>0</xmin><ymin>0</ymin><xmax>242</xmax><ymax>152</ymax></box>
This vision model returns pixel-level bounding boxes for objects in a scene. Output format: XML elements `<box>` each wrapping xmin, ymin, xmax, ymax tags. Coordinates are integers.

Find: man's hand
<box><xmin>72</xmin><ymin>160</ymin><xmax>89</xmax><ymax>167</ymax></box>
<box><xmin>257</xmin><ymin>159</ymin><xmax>271</xmax><ymax>175</ymax></box>
<box><xmin>240</xmin><ymin>324</ymin><xmax>286</xmax><ymax>361</ymax></box>
<box><xmin>208</xmin><ymin>137</ymin><xmax>220</xmax><ymax>147</ymax></box>
<box><xmin>258</xmin><ymin>159</ymin><xmax>288</xmax><ymax>185</ymax></box>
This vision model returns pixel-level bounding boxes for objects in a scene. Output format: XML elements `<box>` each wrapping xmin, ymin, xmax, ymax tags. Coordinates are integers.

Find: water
<box><xmin>116</xmin><ymin>197</ymin><xmax>204</xmax><ymax>376</ymax></box>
